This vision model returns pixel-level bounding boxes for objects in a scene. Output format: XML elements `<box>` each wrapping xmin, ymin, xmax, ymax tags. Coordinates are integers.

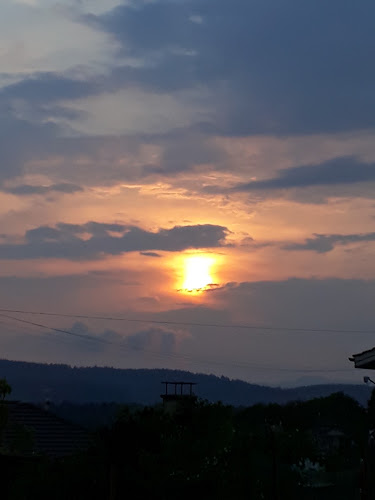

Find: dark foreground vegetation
<box><xmin>3</xmin><ymin>388</ymin><xmax>375</xmax><ymax>499</ymax></box>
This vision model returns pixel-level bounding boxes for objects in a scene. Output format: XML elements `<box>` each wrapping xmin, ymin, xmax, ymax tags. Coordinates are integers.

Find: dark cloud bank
<box><xmin>0</xmin><ymin>222</ymin><xmax>229</xmax><ymax>260</ymax></box>
<box><xmin>1</xmin><ymin>1</ymin><xmax>375</xmax><ymax>192</ymax></box>
<box><xmin>2</xmin><ymin>0</ymin><xmax>375</xmax><ymax>141</ymax></box>
<box><xmin>233</xmin><ymin>157</ymin><xmax>375</xmax><ymax>192</ymax></box>
<box><xmin>62</xmin><ymin>322</ymin><xmax>181</xmax><ymax>356</ymax></box>
<box><xmin>285</xmin><ymin>232</ymin><xmax>375</xmax><ymax>253</ymax></box>
<box><xmin>93</xmin><ymin>0</ymin><xmax>375</xmax><ymax>135</ymax></box>
<box><xmin>3</xmin><ymin>183</ymin><xmax>83</xmax><ymax>196</ymax></box>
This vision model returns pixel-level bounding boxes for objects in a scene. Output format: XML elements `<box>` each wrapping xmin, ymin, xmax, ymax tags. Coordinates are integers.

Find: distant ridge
<box><xmin>0</xmin><ymin>358</ymin><xmax>371</xmax><ymax>406</ymax></box>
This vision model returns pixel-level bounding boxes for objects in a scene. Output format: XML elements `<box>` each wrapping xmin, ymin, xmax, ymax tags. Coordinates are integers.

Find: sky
<box><xmin>0</xmin><ymin>0</ymin><xmax>375</xmax><ymax>387</ymax></box>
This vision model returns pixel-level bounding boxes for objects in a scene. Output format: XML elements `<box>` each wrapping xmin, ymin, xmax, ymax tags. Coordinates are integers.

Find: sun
<box><xmin>181</xmin><ymin>255</ymin><xmax>215</xmax><ymax>292</ymax></box>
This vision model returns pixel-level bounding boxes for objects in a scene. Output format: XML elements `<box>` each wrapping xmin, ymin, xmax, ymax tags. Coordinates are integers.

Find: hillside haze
<box><xmin>0</xmin><ymin>359</ymin><xmax>371</xmax><ymax>406</ymax></box>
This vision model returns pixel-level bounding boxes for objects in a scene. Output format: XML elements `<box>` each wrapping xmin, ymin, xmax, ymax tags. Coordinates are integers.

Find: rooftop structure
<box><xmin>349</xmin><ymin>347</ymin><xmax>375</xmax><ymax>370</ymax></box>
<box><xmin>160</xmin><ymin>381</ymin><xmax>197</xmax><ymax>414</ymax></box>
<box><xmin>0</xmin><ymin>401</ymin><xmax>90</xmax><ymax>458</ymax></box>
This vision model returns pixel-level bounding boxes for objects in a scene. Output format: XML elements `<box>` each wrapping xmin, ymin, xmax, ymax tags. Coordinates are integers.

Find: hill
<box><xmin>0</xmin><ymin>358</ymin><xmax>371</xmax><ymax>406</ymax></box>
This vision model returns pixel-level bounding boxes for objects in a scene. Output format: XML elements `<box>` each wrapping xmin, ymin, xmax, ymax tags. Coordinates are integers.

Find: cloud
<box><xmin>3</xmin><ymin>0</ymin><xmax>374</xmax><ymax>138</ymax></box>
<box><xmin>284</xmin><ymin>232</ymin><xmax>375</xmax><ymax>253</ymax></box>
<box><xmin>0</xmin><ymin>0</ymin><xmax>374</xmax><ymax>389</ymax></box>
<box><xmin>140</xmin><ymin>251</ymin><xmax>162</xmax><ymax>258</ymax></box>
<box><xmin>0</xmin><ymin>72</ymin><xmax>96</xmax><ymax>104</ymax></box>
<box><xmin>0</xmin><ymin>111</ymin><xmax>61</xmax><ymax>181</ymax></box>
<box><xmin>0</xmin><ymin>318</ymin><xmax>124</xmax><ymax>362</ymax></box>
<box><xmin>211</xmin><ymin>278</ymin><xmax>375</xmax><ymax>334</ymax></box>
<box><xmin>63</xmin><ymin>321</ymin><xmax>123</xmax><ymax>353</ymax></box>
<box><xmin>135</xmin><ymin>278</ymin><xmax>375</xmax><ymax>384</ymax></box>
<box><xmin>232</xmin><ymin>157</ymin><xmax>375</xmax><ymax>192</ymax></box>
<box><xmin>0</xmin><ymin>101</ymin><xmax>218</xmax><ymax>186</ymax></box>
<box><xmin>0</xmin><ymin>315</ymin><xmax>189</xmax><ymax>371</ymax></box>
<box><xmin>0</xmin><ymin>271</ymin><xmax>142</xmax><ymax>317</ymax></box>
<box><xmin>126</xmin><ymin>327</ymin><xmax>186</xmax><ymax>355</ymax></box>
<box><xmin>1</xmin><ymin>277</ymin><xmax>375</xmax><ymax>385</ymax></box>
<box><xmin>91</xmin><ymin>0</ymin><xmax>375</xmax><ymax>135</ymax></box>
<box><xmin>0</xmin><ymin>1</ymin><xmax>117</xmax><ymax>77</ymax></box>
<box><xmin>143</xmin><ymin>129</ymin><xmax>222</xmax><ymax>175</ymax></box>
<box><xmin>0</xmin><ymin>221</ymin><xmax>229</xmax><ymax>260</ymax></box>
<box><xmin>53</xmin><ymin>323</ymin><xmax>187</xmax><ymax>357</ymax></box>
<box><xmin>3</xmin><ymin>183</ymin><xmax>83</xmax><ymax>195</ymax></box>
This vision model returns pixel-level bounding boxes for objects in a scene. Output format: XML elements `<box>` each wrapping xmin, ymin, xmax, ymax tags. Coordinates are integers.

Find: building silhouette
<box><xmin>160</xmin><ymin>381</ymin><xmax>197</xmax><ymax>414</ymax></box>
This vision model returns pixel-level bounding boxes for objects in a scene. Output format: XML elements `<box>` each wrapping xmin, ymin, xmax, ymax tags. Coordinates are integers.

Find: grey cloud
<box><xmin>232</xmin><ymin>157</ymin><xmax>375</xmax><ymax>192</ymax></box>
<box><xmin>284</xmin><ymin>232</ymin><xmax>375</xmax><ymax>253</ymax></box>
<box><xmin>0</xmin><ymin>91</ymin><xmax>145</xmax><ymax>186</ymax></box>
<box><xmin>0</xmin><ymin>72</ymin><xmax>95</xmax><ymax>104</ymax></box>
<box><xmin>98</xmin><ymin>2</ymin><xmax>191</xmax><ymax>54</ymax></box>
<box><xmin>0</xmin><ymin>107</ymin><xmax>216</xmax><ymax>185</ymax></box>
<box><xmin>62</xmin><ymin>321</ymin><xmax>123</xmax><ymax>353</ymax></box>
<box><xmin>0</xmin><ymin>221</ymin><xmax>228</xmax><ymax>260</ymax></box>
<box><xmin>0</xmin><ymin>319</ymin><xmax>185</xmax><ymax>370</ymax></box>
<box><xmin>3</xmin><ymin>183</ymin><xmax>83</xmax><ymax>196</ymax></box>
<box><xmin>58</xmin><ymin>126</ymin><xmax>223</xmax><ymax>181</ymax></box>
<box><xmin>140</xmin><ymin>251</ymin><xmax>162</xmax><ymax>258</ymax></box>
<box><xmin>0</xmin><ymin>111</ymin><xmax>60</xmax><ymax>181</ymax></box>
<box><xmin>212</xmin><ymin>278</ymin><xmax>375</xmax><ymax>333</ymax></box>
<box><xmin>0</xmin><ymin>74</ymin><xmax>93</xmax><ymax>141</ymax></box>
<box><xmin>2</xmin><ymin>1</ymin><xmax>375</xmax><ymax>194</ymax></box>
<box><xmin>1</xmin><ymin>0</ymin><xmax>374</xmax><ymax>138</ymax></box>
<box><xmin>92</xmin><ymin>0</ymin><xmax>375</xmax><ymax>134</ymax></box>
<box><xmin>147</xmin><ymin>278</ymin><xmax>375</xmax><ymax>384</ymax></box>
<box><xmin>126</xmin><ymin>327</ymin><xmax>182</xmax><ymax>355</ymax></box>
<box><xmin>56</xmin><ymin>221</ymin><xmax>126</xmax><ymax>237</ymax></box>
<box><xmin>1</xmin><ymin>277</ymin><xmax>375</xmax><ymax>384</ymax></box>
<box><xmin>58</xmin><ymin>323</ymin><xmax>183</xmax><ymax>356</ymax></box>
<box><xmin>144</xmin><ymin>130</ymin><xmax>222</xmax><ymax>175</ymax></box>
<box><xmin>0</xmin><ymin>271</ymin><xmax>141</xmax><ymax>315</ymax></box>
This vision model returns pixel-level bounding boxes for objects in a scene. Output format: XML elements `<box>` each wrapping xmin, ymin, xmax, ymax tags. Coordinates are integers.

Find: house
<box><xmin>0</xmin><ymin>400</ymin><xmax>90</xmax><ymax>458</ymax></box>
<box><xmin>349</xmin><ymin>347</ymin><xmax>375</xmax><ymax>370</ymax></box>
<box><xmin>0</xmin><ymin>401</ymin><xmax>91</xmax><ymax>497</ymax></box>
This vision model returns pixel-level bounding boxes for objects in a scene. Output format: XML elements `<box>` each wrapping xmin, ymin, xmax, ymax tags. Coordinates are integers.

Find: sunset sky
<box><xmin>0</xmin><ymin>0</ymin><xmax>375</xmax><ymax>386</ymax></box>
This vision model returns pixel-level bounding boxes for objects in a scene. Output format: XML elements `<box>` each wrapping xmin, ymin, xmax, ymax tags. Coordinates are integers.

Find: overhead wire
<box><xmin>0</xmin><ymin>308</ymin><xmax>373</xmax><ymax>335</ymax></box>
<box><xmin>0</xmin><ymin>313</ymin><xmax>109</xmax><ymax>344</ymax></box>
<box><xmin>0</xmin><ymin>311</ymin><xmax>355</xmax><ymax>374</ymax></box>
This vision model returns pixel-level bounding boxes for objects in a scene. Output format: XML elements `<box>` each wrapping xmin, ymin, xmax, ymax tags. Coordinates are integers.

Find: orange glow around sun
<box><xmin>181</xmin><ymin>255</ymin><xmax>216</xmax><ymax>293</ymax></box>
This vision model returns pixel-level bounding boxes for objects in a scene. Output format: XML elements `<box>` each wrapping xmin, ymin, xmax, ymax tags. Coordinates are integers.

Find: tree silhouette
<box><xmin>0</xmin><ymin>378</ymin><xmax>11</xmax><ymax>401</ymax></box>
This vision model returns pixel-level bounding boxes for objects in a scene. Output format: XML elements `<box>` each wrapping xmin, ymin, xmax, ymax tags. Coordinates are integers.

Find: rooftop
<box><xmin>349</xmin><ymin>346</ymin><xmax>375</xmax><ymax>370</ymax></box>
<box><xmin>1</xmin><ymin>401</ymin><xmax>90</xmax><ymax>458</ymax></box>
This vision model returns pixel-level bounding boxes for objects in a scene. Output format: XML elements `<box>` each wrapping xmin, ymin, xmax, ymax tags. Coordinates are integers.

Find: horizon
<box><xmin>0</xmin><ymin>356</ymin><xmax>371</xmax><ymax>390</ymax></box>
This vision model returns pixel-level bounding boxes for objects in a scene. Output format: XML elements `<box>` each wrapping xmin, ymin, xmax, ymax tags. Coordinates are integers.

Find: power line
<box><xmin>0</xmin><ymin>313</ymin><xmax>110</xmax><ymax>345</ymax></box>
<box><xmin>0</xmin><ymin>308</ymin><xmax>373</xmax><ymax>335</ymax></box>
<box><xmin>0</xmin><ymin>312</ymin><xmax>354</xmax><ymax>374</ymax></box>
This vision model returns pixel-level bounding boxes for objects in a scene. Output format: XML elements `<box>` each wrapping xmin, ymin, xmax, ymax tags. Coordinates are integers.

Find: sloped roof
<box><xmin>349</xmin><ymin>347</ymin><xmax>375</xmax><ymax>370</ymax></box>
<box><xmin>1</xmin><ymin>401</ymin><xmax>91</xmax><ymax>458</ymax></box>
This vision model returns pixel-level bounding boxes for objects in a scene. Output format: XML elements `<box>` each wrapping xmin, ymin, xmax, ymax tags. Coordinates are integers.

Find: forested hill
<box><xmin>0</xmin><ymin>358</ymin><xmax>370</xmax><ymax>406</ymax></box>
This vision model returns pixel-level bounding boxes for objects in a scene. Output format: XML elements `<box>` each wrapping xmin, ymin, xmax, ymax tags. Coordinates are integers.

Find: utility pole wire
<box><xmin>0</xmin><ymin>313</ymin><xmax>109</xmax><ymax>344</ymax></box>
<box><xmin>0</xmin><ymin>308</ymin><xmax>373</xmax><ymax>335</ymax></box>
<box><xmin>0</xmin><ymin>312</ymin><xmax>353</xmax><ymax>374</ymax></box>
